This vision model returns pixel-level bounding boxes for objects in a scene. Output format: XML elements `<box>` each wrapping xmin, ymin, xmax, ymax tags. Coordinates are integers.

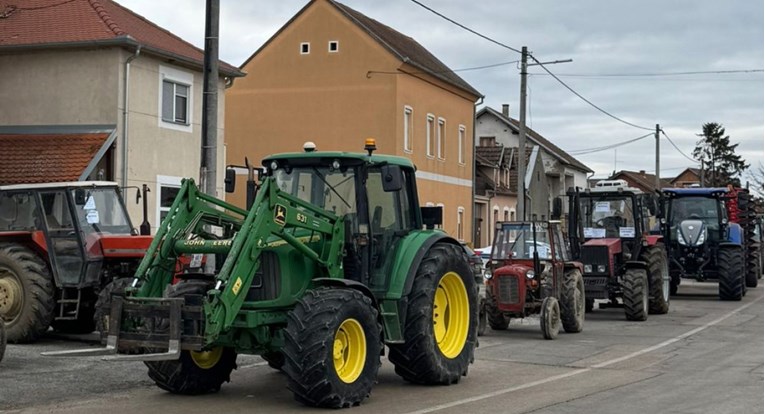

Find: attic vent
<box><xmin>328</xmin><ymin>40</ymin><xmax>339</xmax><ymax>52</ymax></box>
<box><xmin>300</xmin><ymin>42</ymin><xmax>310</xmax><ymax>54</ymax></box>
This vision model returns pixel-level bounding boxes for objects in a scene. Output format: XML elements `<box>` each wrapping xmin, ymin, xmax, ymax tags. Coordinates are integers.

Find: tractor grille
<box><xmin>581</xmin><ymin>245</ymin><xmax>610</xmax><ymax>275</ymax></box>
<box><xmin>245</xmin><ymin>251</ymin><xmax>281</xmax><ymax>301</ymax></box>
<box><xmin>497</xmin><ymin>276</ymin><xmax>520</xmax><ymax>304</ymax></box>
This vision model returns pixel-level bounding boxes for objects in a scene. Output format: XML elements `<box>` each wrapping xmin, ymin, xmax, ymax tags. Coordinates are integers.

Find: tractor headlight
<box><xmin>484</xmin><ymin>269</ymin><xmax>493</xmax><ymax>280</ymax></box>
<box><xmin>584</xmin><ymin>264</ymin><xmax>593</xmax><ymax>273</ymax></box>
<box><xmin>677</xmin><ymin>228</ymin><xmax>687</xmax><ymax>246</ymax></box>
<box><xmin>525</xmin><ymin>270</ymin><xmax>535</xmax><ymax>279</ymax></box>
<box><xmin>693</xmin><ymin>229</ymin><xmax>706</xmax><ymax>246</ymax></box>
<box><xmin>598</xmin><ymin>265</ymin><xmax>607</xmax><ymax>273</ymax></box>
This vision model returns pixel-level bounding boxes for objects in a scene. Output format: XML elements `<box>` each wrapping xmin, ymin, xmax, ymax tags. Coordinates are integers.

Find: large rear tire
<box><xmin>745</xmin><ymin>251</ymin><xmax>759</xmax><ymax>288</ymax></box>
<box><xmin>283</xmin><ymin>288</ymin><xmax>381</xmax><ymax>408</ymax></box>
<box><xmin>623</xmin><ymin>268</ymin><xmax>649</xmax><ymax>321</ymax></box>
<box><xmin>718</xmin><ymin>246</ymin><xmax>744</xmax><ymax>301</ymax></box>
<box><xmin>560</xmin><ymin>268</ymin><xmax>585</xmax><ymax>333</ymax></box>
<box><xmin>0</xmin><ymin>243</ymin><xmax>55</xmax><ymax>343</ymax></box>
<box><xmin>388</xmin><ymin>243</ymin><xmax>477</xmax><ymax>385</ymax></box>
<box><xmin>146</xmin><ymin>280</ymin><xmax>237</xmax><ymax>395</ymax></box>
<box><xmin>642</xmin><ymin>245</ymin><xmax>670</xmax><ymax>315</ymax></box>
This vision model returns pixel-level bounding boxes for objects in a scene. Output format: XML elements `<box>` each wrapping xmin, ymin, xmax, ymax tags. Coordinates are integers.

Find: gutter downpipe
<box><xmin>121</xmin><ymin>45</ymin><xmax>141</xmax><ymax>188</ymax></box>
<box><xmin>472</xmin><ymin>95</ymin><xmax>484</xmax><ymax>246</ymax></box>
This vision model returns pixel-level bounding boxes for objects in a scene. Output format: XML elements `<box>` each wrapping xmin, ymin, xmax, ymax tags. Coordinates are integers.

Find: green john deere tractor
<box><xmin>47</xmin><ymin>140</ymin><xmax>477</xmax><ymax>408</ymax></box>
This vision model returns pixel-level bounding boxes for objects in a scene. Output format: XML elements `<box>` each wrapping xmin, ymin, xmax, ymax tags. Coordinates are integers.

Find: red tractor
<box><xmin>0</xmin><ymin>182</ymin><xmax>154</xmax><ymax>342</ymax></box>
<box><xmin>567</xmin><ymin>180</ymin><xmax>670</xmax><ymax>321</ymax></box>
<box><xmin>482</xmin><ymin>221</ymin><xmax>585</xmax><ymax>339</ymax></box>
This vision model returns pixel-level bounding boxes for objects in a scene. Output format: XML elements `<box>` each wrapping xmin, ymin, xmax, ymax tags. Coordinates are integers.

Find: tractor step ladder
<box><xmin>55</xmin><ymin>288</ymin><xmax>81</xmax><ymax>321</ymax></box>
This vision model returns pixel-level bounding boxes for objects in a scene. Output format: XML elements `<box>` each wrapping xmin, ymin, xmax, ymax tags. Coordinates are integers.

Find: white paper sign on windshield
<box><xmin>594</xmin><ymin>201</ymin><xmax>611</xmax><ymax>213</ymax></box>
<box><xmin>84</xmin><ymin>196</ymin><xmax>96</xmax><ymax>210</ymax></box>
<box><xmin>86</xmin><ymin>210</ymin><xmax>100</xmax><ymax>224</ymax></box>
<box><xmin>584</xmin><ymin>227</ymin><xmax>606</xmax><ymax>238</ymax></box>
<box><xmin>619</xmin><ymin>227</ymin><xmax>636</xmax><ymax>238</ymax></box>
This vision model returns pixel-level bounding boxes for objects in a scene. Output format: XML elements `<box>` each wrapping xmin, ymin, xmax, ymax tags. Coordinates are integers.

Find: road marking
<box><xmin>403</xmin><ymin>295</ymin><xmax>762</xmax><ymax>414</ymax></box>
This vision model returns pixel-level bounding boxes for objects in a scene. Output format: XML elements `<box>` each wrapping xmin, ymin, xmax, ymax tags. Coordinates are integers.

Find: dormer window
<box><xmin>328</xmin><ymin>41</ymin><xmax>339</xmax><ymax>52</ymax></box>
<box><xmin>300</xmin><ymin>42</ymin><xmax>310</xmax><ymax>54</ymax></box>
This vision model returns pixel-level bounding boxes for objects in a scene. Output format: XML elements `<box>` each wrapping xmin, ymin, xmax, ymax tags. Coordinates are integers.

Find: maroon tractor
<box><xmin>0</xmin><ymin>182</ymin><xmax>154</xmax><ymax>343</ymax></box>
<box><xmin>482</xmin><ymin>221</ymin><xmax>585</xmax><ymax>339</ymax></box>
<box><xmin>567</xmin><ymin>180</ymin><xmax>670</xmax><ymax>321</ymax></box>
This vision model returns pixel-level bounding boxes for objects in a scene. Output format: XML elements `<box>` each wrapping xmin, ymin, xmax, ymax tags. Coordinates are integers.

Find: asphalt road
<box><xmin>1</xmin><ymin>280</ymin><xmax>762</xmax><ymax>414</ymax></box>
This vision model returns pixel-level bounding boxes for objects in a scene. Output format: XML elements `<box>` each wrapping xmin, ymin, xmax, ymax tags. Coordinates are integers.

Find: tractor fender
<box><xmin>726</xmin><ymin>223</ymin><xmax>743</xmax><ymax>245</ymax></box>
<box><xmin>385</xmin><ymin>231</ymin><xmax>459</xmax><ymax>300</ymax></box>
<box><xmin>644</xmin><ymin>235</ymin><xmax>663</xmax><ymax>247</ymax></box>
<box><xmin>624</xmin><ymin>260</ymin><xmax>647</xmax><ymax>270</ymax></box>
<box><xmin>313</xmin><ymin>277</ymin><xmax>378</xmax><ymax>309</ymax></box>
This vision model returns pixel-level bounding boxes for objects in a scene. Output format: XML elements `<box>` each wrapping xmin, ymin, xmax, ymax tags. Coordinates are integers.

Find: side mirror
<box><xmin>224</xmin><ymin>168</ymin><xmax>236</xmax><ymax>193</ymax></box>
<box><xmin>381</xmin><ymin>165</ymin><xmax>403</xmax><ymax>192</ymax></box>
<box><xmin>74</xmin><ymin>189</ymin><xmax>86</xmax><ymax>206</ymax></box>
<box><xmin>551</xmin><ymin>197</ymin><xmax>562</xmax><ymax>220</ymax></box>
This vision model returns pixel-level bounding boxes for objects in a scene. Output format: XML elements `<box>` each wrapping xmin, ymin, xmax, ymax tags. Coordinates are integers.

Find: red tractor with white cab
<box><xmin>567</xmin><ymin>180</ymin><xmax>670</xmax><ymax>321</ymax></box>
<box><xmin>482</xmin><ymin>220</ymin><xmax>585</xmax><ymax>339</ymax></box>
<box><xmin>0</xmin><ymin>182</ymin><xmax>154</xmax><ymax>342</ymax></box>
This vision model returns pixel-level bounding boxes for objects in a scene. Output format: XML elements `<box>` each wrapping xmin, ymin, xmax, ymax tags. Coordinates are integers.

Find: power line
<box><xmin>367</xmin><ymin>59</ymin><xmax>520</xmax><ymax>77</ymax></box>
<box><xmin>530</xmin><ymin>55</ymin><xmax>655</xmax><ymax>131</ymax></box>
<box><xmin>407</xmin><ymin>0</ymin><xmax>522</xmax><ymax>54</ymax></box>
<box><xmin>661</xmin><ymin>130</ymin><xmax>697</xmax><ymax>163</ymax></box>
<box><xmin>534</xmin><ymin>69</ymin><xmax>764</xmax><ymax>77</ymax></box>
<box><xmin>566</xmin><ymin>133</ymin><xmax>654</xmax><ymax>155</ymax></box>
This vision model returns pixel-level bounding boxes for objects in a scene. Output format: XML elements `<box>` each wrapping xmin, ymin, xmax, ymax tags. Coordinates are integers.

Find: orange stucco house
<box><xmin>225</xmin><ymin>0</ymin><xmax>482</xmax><ymax>240</ymax></box>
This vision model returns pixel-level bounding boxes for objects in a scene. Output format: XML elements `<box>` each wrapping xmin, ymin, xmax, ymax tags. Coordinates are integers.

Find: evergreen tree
<box><xmin>692</xmin><ymin>123</ymin><xmax>749</xmax><ymax>187</ymax></box>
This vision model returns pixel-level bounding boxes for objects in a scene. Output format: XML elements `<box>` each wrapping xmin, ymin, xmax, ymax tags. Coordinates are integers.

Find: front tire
<box><xmin>283</xmin><ymin>288</ymin><xmax>381</xmax><ymax>408</ymax></box>
<box><xmin>623</xmin><ymin>268</ymin><xmax>649</xmax><ymax>321</ymax></box>
<box><xmin>146</xmin><ymin>280</ymin><xmax>237</xmax><ymax>395</ymax></box>
<box><xmin>540</xmin><ymin>297</ymin><xmax>560</xmax><ymax>340</ymax></box>
<box><xmin>388</xmin><ymin>243</ymin><xmax>477</xmax><ymax>385</ymax></box>
<box><xmin>560</xmin><ymin>269</ymin><xmax>584</xmax><ymax>333</ymax></box>
<box><xmin>0</xmin><ymin>243</ymin><xmax>55</xmax><ymax>343</ymax></box>
<box><xmin>642</xmin><ymin>245</ymin><xmax>670</xmax><ymax>314</ymax></box>
<box><xmin>485</xmin><ymin>288</ymin><xmax>511</xmax><ymax>330</ymax></box>
<box><xmin>718</xmin><ymin>246</ymin><xmax>744</xmax><ymax>301</ymax></box>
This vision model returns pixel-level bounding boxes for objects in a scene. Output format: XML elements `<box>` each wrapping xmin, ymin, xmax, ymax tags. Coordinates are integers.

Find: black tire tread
<box><xmin>623</xmin><ymin>268</ymin><xmax>648</xmax><ymax>321</ymax></box>
<box><xmin>388</xmin><ymin>243</ymin><xmax>477</xmax><ymax>385</ymax></box>
<box><xmin>0</xmin><ymin>243</ymin><xmax>55</xmax><ymax>343</ymax></box>
<box><xmin>485</xmin><ymin>289</ymin><xmax>510</xmax><ymax>330</ymax></box>
<box><xmin>642</xmin><ymin>245</ymin><xmax>670</xmax><ymax>315</ymax></box>
<box><xmin>560</xmin><ymin>269</ymin><xmax>584</xmax><ymax>333</ymax></box>
<box><xmin>718</xmin><ymin>246</ymin><xmax>743</xmax><ymax>301</ymax></box>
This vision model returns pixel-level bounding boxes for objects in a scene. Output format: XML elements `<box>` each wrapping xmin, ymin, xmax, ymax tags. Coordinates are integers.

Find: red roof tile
<box><xmin>0</xmin><ymin>0</ymin><xmax>242</xmax><ymax>76</ymax></box>
<box><xmin>0</xmin><ymin>133</ymin><xmax>109</xmax><ymax>184</ymax></box>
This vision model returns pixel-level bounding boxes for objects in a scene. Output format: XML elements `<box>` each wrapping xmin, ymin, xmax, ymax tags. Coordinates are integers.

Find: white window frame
<box><xmin>458</xmin><ymin>125</ymin><xmax>466</xmax><ymax>165</ymax></box>
<box><xmin>457</xmin><ymin>206</ymin><xmax>465</xmax><ymax>241</ymax></box>
<box><xmin>156</xmin><ymin>175</ymin><xmax>183</xmax><ymax>232</ymax></box>
<box><xmin>425</xmin><ymin>202</ymin><xmax>435</xmax><ymax>207</ymax></box>
<box><xmin>328</xmin><ymin>40</ymin><xmax>339</xmax><ymax>53</ymax></box>
<box><xmin>158</xmin><ymin>65</ymin><xmax>194</xmax><ymax>133</ymax></box>
<box><xmin>404</xmin><ymin>106</ymin><xmax>413</xmax><ymax>153</ymax></box>
<box><xmin>437</xmin><ymin>117</ymin><xmax>446</xmax><ymax>160</ymax></box>
<box><xmin>426</xmin><ymin>114</ymin><xmax>435</xmax><ymax>158</ymax></box>
<box><xmin>300</xmin><ymin>42</ymin><xmax>310</xmax><ymax>54</ymax></box>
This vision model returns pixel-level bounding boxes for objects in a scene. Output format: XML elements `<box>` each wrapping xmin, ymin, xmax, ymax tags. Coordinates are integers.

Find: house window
<box><xmin>404</xmin><ymin>106</ymin><xmax>413</xmax><ymax>152</ymax></box>
<box><xmin>162</xmin><ymin>80</ymin><xmax>189</xmax><ymax>125</ymax></box>
<box><xmin>159</xmin><ymin>65</ymin><xmax>193</xmax><ymax>132</ymax></box>
<box><xmin>300</xmin><ymin>42</ymin><xmax>310</xmax><ymax>54</ymax></box>
<box><xmin>426</xmin><ymin>114</ymin><xmax>435</xmax><ymax>157</ymax></box>
<box><xmin>328</xmin><ymin>41</ymin><xmax>339</xmax><ymax>52</ymax></box>
<box><xmin>493</xmin><ymin>207</ymin><xmax>499</xmax><ymax>225</ymax></box>
<box><xmin>458</xmin><ymin>125</ymin><xmax>466</xmax><ymax>164</ymax></box>
<box><xmin>437</xmin><ymin>118</ymin><xmax>445</xmax><ymax>160</ymax></box>
<box><xmin>457</xmin><ymin>207</ymin><xmax>465</xmax><ymax>241</ymax></box>
<box><xmin>157</xmin><ymin>175</ymin><xmax>182</xmax><ymax>229</ymax></box>
<box><xmin>510</xmin><ymin>210</ymin><xmax>515</xmax><ymax>221</ymax></box>
<box><xmin>503</xmin><ymin>208</ymin><xmax>509</xmax><ymax>221</ymax></box>
<box><xmin>480</xmin><ymin>136</ymin><xmax>496</xmax><ymax>147</ymax></box>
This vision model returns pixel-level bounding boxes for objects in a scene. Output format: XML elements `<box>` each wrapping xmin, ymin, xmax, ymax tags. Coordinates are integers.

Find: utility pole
<box><xmin>201</xmin><ymin>0</ymin><xmax>219</xmax><ymax>274</ymax></box>
<box><xmin>517</xmin><ymin>50</ymin><xmax>572</xmax><ymax>220</ymax></box>
<box><xmin>655</xmin><ymin>124</ymin><xmax>660</xmax><ymax>190</ymax></box>
<box><xmin>201</xmin><ymin>0</ymin><xmax>219</xmax><ymax>197</ymax></box>
<box><xmin>516</xmin><ymin>46</ymin><xmax>528</xmax><ymax>221</ymax></box>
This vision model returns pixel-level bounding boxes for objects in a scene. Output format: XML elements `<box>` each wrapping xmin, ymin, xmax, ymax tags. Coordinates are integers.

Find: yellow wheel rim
<box><xmin>333</xmin><ymin>318</ymin><xmax>366</xmax><ymax>384</ymax></box>
<box><xmin>190</xmin><ymin>347</ymin><xmax>224</xmax><ymax>369</ymax></box>
<box><xmin>433</xmin><ymin>272</ymin><xmax>469</xmax><ymax>359</ymax></box>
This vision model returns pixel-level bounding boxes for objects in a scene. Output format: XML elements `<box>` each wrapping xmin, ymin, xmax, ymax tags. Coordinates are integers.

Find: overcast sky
<box><xmin>121</xmin><ymin>0</ymin><xmax>763</xmax><ymax>180</ymax></box>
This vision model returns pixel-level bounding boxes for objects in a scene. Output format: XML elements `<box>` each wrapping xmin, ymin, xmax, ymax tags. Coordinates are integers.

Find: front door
<box><xmin>38</xmin><ymin>191</ymin><xmax>85</xmax><ymax>286</ymax></box>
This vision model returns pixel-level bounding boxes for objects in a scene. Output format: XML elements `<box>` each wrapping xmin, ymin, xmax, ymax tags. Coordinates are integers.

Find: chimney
<box><xmin>639</xmin><ymin>170</ymin><xmax>646</xmax><ymax>175</ymax></box>
<box><xmin>502</xmin><ymin>104</ymin><xmax>509</xmax><ymax>117</ymax></box>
